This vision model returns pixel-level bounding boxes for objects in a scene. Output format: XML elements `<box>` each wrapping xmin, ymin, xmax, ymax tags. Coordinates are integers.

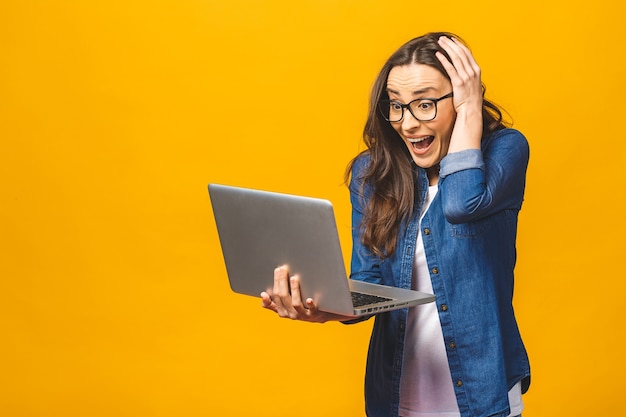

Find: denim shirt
<box><xmin>347</xmin><ymin>128</ymin><xmax>531</xmax><ymax>417</ymax></box>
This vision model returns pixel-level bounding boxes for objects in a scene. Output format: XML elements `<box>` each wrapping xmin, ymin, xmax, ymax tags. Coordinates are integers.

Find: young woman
<box><xmin>261</xmin><ymin>32</ymin><xmax>531</xmax><ymax>417</ymax></box>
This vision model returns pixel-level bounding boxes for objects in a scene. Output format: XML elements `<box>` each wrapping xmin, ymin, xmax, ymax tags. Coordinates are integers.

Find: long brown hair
<box><xmin>346</xmin><ymin>32</ymin><xmax>508</xmax><ymax>258</ymax></box>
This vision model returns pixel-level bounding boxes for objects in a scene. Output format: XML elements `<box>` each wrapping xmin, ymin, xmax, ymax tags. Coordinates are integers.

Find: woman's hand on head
<box><xmin>260</xmin><ymin>266</ymin><xmax>356</xmax><ymax>323</ymax></box>
<box><xmin>435</xmin><ymin>35</ymin><xmax>483</xmax><ymax>151</ymax></box>
<box><xmin>435</xmin><ymin>36</ymin><xmax>483</xmax><ymax>117</ymax></box>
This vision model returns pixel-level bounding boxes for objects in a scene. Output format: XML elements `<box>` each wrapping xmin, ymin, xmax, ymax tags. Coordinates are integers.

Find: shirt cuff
<box><xmin>439</xmin><ymin>149</ymin><xmax>484</xmax><ymax>178</ymax></box>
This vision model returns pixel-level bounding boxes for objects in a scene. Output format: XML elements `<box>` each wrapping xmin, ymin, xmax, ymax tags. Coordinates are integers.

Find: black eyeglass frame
<box><xmin>378</xmin><ymin>92</ymin><xmax>454</xmax><ymax>122</ymax></box>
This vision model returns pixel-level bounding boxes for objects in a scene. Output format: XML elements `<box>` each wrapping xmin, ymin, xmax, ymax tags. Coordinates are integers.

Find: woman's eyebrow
<box><xmin>412</xmin><ymin>87</ymin><xmax>436</xmax><ymax>95</ymax></box>
<box><xmin>386</xmin><ymin>86</ymin><xmax>436</xmax><ymax>96</ymax></box>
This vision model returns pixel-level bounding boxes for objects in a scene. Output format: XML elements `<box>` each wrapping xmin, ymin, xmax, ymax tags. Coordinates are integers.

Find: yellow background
<box><xmin>1</xmin><ymin>1</ymin><xmax>624</xmax><ymax>416</ymax></box>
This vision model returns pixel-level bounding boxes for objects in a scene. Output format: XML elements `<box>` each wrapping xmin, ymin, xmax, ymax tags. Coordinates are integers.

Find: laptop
<box><xmin>208</xmin><ymin>183</ymin><xmax>435</xmax><ymax>317</ymax></box>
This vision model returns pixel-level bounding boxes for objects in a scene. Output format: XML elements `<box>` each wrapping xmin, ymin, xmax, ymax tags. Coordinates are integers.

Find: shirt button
<box><xmin>441</xmin><ymin>304</ymin><xmax>448</xmax><ymax>311</ymax></box>
<box><xmin>431</xmin><ymin>267</ymin><xmax>439</xmax><ymax>274</ymax></box>
<box><xmin>424</xmin><ymin>228</ymin><xmax>430</xmax><ymax>235</ymax></box>
<box><xmin>449</xmin><ymin>342</ymin><xmax>456</xmax><ymax>349</ymax></box>
<box><xmin>456</xmin><ymin>380</ymin><xmax>463</xmax><ymax>387</ymax></box>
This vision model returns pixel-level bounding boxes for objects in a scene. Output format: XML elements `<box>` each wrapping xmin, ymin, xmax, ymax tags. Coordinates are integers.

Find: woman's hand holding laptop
<box><xmin>261</xmin><ymin>266</ymin><xmax>357</xmax><ymax>323</ymax></box>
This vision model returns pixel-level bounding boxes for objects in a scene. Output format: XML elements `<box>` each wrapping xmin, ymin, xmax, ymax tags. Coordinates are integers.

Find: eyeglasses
<box><xmin>377</xmin><ymin>92</ymin><xmax>454</xmax><ymax>122</ymax></box>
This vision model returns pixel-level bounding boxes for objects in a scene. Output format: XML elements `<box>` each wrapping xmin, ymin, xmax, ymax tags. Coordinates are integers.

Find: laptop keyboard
<box><xmin>351</xmin><ymin>291</ymin><xmax>393</xmax><ymax>308</ymax></box>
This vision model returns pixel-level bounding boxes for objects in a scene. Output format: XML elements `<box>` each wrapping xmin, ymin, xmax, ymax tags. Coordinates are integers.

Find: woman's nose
<box><xmin>401</xmin><ymin>110</ymin><xmax>421</xmax><ymax>130</ymax></box>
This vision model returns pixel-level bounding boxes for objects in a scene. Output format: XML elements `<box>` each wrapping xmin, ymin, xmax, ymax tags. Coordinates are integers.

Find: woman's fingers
<box><xmin>264</xmin><ymin>266</ymin><xmax>349</xmax><ymax>323</ymax></box>
<box><xmin>271</xmin><ymin>266</ymin><xmax>309</xmax><ymax>319</ymax></box>
<box><xmin>288</xmin><ymin>275</ymin><xmax>307</xmax><ymax>318</ymax></box>
<box><xmin>436</xmin><ymin>38</ymin><xmax>461</xmax><ymax>77</ymax></box>
<box><xmin>441</xmin><ymin>38</ymin><xmax>475</xmax><ymax>73</ymax></box>
<box><xmin>439</xmin><ymin>37</ymin><xmax>480</xmax><ymax>80</ymax></box>
<box><xmin>436</xmin><ymin>36</ymin><xmax>483</xmax><ymax>114</ymax></box>
<box><xmin>260</xmin><ymin>291</ymin><xmax>275</xmax><ymax>310</ymax></box>
<box><xmin>437</xmin><ymin>37</ymin><xmax>481</xmax><ymax>86</ymax></box>
<box><xmin>272</xmin><ymin>265</ymin><xmax>292</xmax><ymax>317</ymax></box>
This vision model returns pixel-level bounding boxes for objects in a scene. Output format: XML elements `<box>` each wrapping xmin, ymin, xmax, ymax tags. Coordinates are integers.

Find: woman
<box><xmin>262</xmin><ymin>32</ymin><xmax>531</xmax><ymax>417</ymax></box>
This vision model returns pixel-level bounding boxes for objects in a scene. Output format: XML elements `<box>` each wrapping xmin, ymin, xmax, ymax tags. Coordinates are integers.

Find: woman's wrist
<box><xmin>448</xmin><ymin>107</ymin><xmax>483</xmax><ymax>153</ymax></box>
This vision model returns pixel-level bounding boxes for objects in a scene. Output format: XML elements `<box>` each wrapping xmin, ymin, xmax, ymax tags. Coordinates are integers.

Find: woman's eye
<box><xmin>417</xmin><ymin>101</ymin><xmax>434</xmax><ymax>111</ymax></box>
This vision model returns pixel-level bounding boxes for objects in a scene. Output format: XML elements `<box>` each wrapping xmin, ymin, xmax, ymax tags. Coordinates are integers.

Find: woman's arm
<box><xmin>439</xmin><ymin>129</ymin><xmax>530</xmax><ymax>223</ymax></box>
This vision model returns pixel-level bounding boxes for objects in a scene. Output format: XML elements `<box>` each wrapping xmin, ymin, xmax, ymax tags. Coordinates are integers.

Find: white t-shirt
<box><xmin>399</xmin><ymin>185</ymin><xmax>522</xmax><ymax>417</ymax></box>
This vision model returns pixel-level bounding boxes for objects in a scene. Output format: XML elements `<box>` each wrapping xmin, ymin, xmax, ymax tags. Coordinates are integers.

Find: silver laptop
<box><xmin>208</xmin><ymin>183</ymin><xmax>435</xmax><ymax>317</ymax></box>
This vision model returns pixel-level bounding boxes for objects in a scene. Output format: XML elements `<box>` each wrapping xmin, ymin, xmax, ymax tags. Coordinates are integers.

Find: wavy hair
<box><xmin>346</xmin><ymin>32</ymin><xmax>509</xmax><ymax>258</ymax></box>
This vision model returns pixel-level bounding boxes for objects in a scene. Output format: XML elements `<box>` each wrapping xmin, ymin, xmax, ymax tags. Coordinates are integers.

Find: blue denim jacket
<box><xmin>348</xmin><ymin>128</ymin><xmax>531</xmax><ymax>417</ymax></box>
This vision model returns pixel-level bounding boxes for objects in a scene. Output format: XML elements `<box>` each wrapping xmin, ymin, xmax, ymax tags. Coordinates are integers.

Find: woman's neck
<box><xmin>427</xmin><ymin>165</ymin><xmax>440</xmax><ymax>186</ymax></box>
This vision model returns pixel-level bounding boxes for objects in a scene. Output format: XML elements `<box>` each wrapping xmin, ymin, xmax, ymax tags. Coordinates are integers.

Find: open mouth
<box><xmin>408</xmin><ymin>136</ymin><xmax>434</xmax><ymax>153</ymax></box>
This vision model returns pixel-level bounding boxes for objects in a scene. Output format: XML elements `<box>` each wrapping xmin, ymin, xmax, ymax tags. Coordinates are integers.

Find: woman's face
<box><xmin>385</xmin><ymin>63</ymin><xmax>456</xmax><ymax>182</ymax></box>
